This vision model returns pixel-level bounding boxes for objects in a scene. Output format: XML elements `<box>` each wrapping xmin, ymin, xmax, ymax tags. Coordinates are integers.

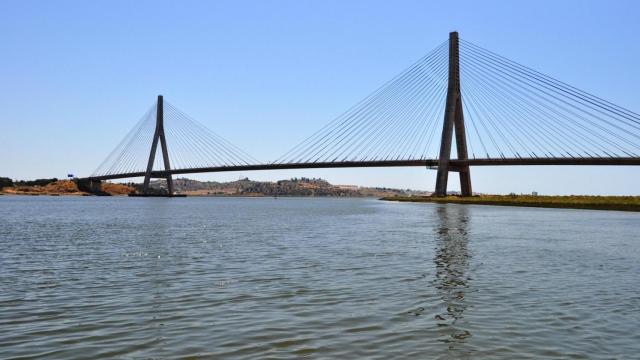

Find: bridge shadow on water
<box><xmin>432</xmin><ymin>204</ymin><xmax>473</xmax><ymax>356</ymax></box>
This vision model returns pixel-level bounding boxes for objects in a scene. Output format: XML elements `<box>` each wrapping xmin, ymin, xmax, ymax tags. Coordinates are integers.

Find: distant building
<box><xmin>337</xmin><ymin>185</ymin><xmax>359</xmax><ymax>190</ymax></box>
<box><xmin>532</xmin><ymin>191</ymin><xmax>538</xmax><ymax>196</ymax></box>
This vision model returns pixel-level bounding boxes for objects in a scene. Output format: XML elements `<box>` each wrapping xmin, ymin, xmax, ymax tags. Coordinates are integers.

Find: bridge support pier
<box><xmin>142</xmin><ymin>95</ymin><xmax>175</xmax><ymax>195</ymax></box>
<box><xmin>75</xmin><ymin>179</ymin><xmax>105</xmax><ymax>195</ymax></box>
<box><xmin>434</xmin><ymin>31</ymin><xmax>472</xmax><ymax>197</ymax></box>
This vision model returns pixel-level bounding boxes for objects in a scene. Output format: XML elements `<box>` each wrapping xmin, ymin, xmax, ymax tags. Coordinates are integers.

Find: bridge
<box><xmin>82</xmin><ymin>32</ymin><xmax>640</xmax><ymax>196</ymax></box>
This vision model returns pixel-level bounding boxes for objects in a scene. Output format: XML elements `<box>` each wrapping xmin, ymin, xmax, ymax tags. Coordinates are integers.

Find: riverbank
<box><xmin>381</xmin><ymin>195</ymin><xmax>640</xmax><ymax>212</ymax></box>
<box><xmin>0</xmin><ymin>180</ymin><xmax>134</xmax><ymax>196</ymax></box>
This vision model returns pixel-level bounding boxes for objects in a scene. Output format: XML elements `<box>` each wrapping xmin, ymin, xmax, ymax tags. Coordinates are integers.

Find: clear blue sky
<box><xmin>2</xmin><ymin>0</ymin><xmax>639</xmax><ymax>194</ymax></box>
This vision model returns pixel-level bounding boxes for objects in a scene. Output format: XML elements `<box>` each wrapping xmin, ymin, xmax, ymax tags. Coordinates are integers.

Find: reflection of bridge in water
<box><xmin>433</xmin><ymin>205</ymin><xmax>472</xmax><ymax>350</ymax></box>
<box><xmin>81</xmin><ymin>32</ymin><xmax>640</xmax><ymax>196</ymax></box>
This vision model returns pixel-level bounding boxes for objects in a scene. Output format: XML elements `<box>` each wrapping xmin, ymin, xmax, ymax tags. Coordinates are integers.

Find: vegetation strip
<box><xmin>381</xmin><ymin>195</ymin><xmax>640</xmax><ymax>212</ymax></box>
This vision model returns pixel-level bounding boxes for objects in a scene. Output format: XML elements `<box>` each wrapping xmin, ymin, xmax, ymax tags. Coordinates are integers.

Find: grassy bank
<box><xmin>381</xmin><ymin>195</ymin><xmax>640</xmax><ymax>212</ymax></box>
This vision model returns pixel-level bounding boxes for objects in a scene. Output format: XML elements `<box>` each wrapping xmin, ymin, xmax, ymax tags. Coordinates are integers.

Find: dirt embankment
<box><xmin>1</xmin><ymin>180</ymin><xmax>135</xmax><ymax>196</ymax></box>
<box><xmin>100</xmin><ymin>182</ymin><xmax>135</xmax><ymax>195</ymax></box>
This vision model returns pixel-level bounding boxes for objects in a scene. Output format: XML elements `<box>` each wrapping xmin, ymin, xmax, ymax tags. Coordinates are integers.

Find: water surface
<box><xmin>1</xmin><ymin>196</ymin><xmax>639</xmax><ymax>359</ymax></box>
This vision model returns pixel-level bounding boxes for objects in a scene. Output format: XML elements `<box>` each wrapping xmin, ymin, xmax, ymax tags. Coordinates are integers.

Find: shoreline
<box><xmin>1</xmin><ymin>179</ymin><xmax>419</xmax><ymax>198</ymax></box>
<box><xmin>0</xmin><ymin>192</ymin><xmax>382</xmax><ymax>198</ymax></box>
<box><xmin>380</xmin><ymin>195</ymin><xmax>640</xmax><ymax>212</ymax></box>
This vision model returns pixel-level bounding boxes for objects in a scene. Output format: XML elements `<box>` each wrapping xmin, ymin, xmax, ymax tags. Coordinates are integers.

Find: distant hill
<box><xmin>144</xmin><ymin>177</ymin><xmax>430</xmax><ymax>197</ymax></box>
<box><xmin>0</xmin><ymin>176</ymin><xmax>430</xmax><ymax>197</ymax></box>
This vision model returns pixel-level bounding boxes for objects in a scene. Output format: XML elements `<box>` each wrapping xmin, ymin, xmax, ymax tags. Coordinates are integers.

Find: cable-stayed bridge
<box><xmin>82</xmin><ymin>32</ymin><xmax>640</xmax><ymax>196</ymax></box>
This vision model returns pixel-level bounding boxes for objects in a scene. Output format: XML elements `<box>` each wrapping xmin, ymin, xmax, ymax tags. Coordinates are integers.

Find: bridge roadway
<box><xmin>83</xmin><ymin>157</ymin><xmax>640</xmax><ymax>181</ymax></box>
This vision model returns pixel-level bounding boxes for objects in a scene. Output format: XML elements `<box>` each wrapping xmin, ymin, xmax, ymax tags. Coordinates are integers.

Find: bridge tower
<box><xmin>142</xmin><ymin>95</ymin><xmax>174</xmax><ymax>195</ymax></box>
<box><xmin>434</xmin><ymin>31</ymin><xmax>472</xmax><ymax>196</ymax></box>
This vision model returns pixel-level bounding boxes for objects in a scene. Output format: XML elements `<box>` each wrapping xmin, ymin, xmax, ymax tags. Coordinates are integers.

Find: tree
<box><xmin>0</xmin><ymin>177</ymin><xmax>13</xmax><ymax>189</ymax></box>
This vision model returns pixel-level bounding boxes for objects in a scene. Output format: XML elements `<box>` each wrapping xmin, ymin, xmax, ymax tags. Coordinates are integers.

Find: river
<box><xmin>0</xmin><ymin>196</ymin><xmax>638</xmax><ymax>359</ymax></box>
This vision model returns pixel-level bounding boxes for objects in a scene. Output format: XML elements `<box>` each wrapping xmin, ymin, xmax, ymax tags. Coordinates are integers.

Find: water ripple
<box><xmin>0</xmin><ymin>196</ymin><xmax>639</xmax><ymax>359</ymax></box>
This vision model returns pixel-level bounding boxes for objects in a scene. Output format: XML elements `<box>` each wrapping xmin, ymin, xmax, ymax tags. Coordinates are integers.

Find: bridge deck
<box><xmin>83</xmin><ymin>157</ymin><xmax>640</xmax><ymax>181</ymax></box>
